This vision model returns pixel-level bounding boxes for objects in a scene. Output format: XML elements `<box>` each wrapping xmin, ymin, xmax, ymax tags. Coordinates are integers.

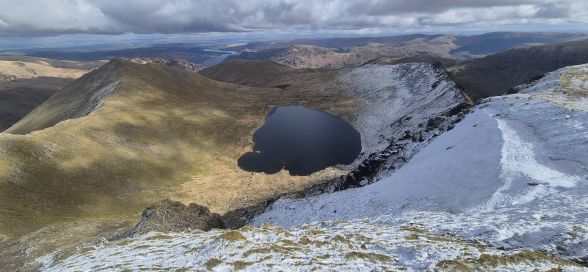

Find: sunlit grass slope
<box><xmin>0</xmin><ymin>59</ymin><xmax>355</xmax><ymax>239</ymax></box>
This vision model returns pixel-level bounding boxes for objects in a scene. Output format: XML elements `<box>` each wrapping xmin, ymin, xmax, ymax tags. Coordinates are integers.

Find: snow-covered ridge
<box><xmin>39</xmin><ymin>64</ymin><xmax>588</xmax><ymax>271</ymax></box>
<box><xmin>341</xmin><ymin>63</ymin><xmax>468</xmax><ymax>156</ymax></box>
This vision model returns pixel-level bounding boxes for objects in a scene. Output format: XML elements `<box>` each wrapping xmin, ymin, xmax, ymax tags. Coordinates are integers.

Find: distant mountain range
<box><xmin>226</xmin><ymin>32</ymin><xmax>588</xmax><ymax>68</ymax></box>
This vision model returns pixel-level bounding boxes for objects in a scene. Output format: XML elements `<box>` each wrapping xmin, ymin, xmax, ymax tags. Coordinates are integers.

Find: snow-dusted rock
<box><xmin>341</xmin><ymin>63</ymin><xmax>469</xmax><ymax>156</ymax></box>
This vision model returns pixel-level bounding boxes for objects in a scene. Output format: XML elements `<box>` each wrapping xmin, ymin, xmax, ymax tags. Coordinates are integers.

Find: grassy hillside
<box><xmin>0</xmin><ymin>56</ymin><xmax>106</xmax><ymax>70</ymax></box>
<box><xmin>200</xmin><ymin>60</ymin><xmax>301</xmax><ymax>87</ymax></box>
<box><xmin>0</xmin><ymin>60</ymin><xmax>89</xmax><ymax>81</ymax></box>
<box><xmin>367</xmin><ymin>55</ymin><xmax>459</xmax><ymax>67</ymax></box>
<box><xmin>0</xmin><ymin>59</ymin><xmax>357</xmax><ymax>240</ymax></box>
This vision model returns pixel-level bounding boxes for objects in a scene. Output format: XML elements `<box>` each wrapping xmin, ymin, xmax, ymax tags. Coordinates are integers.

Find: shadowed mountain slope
<box><xmin>199</xmin><ymin>60</ymin><xmax>302</xmax><ymax>87</ymax></box>
<box><xmin>0</xmin><ymin>56</ymin><xmax>105</xmax><ymax>132</ymax></box>
<box><xmin>450</xmin><ymin>39</ymin><xmax>588</xmax><ymax>100</ymax></box>
<box><xmin>0</xmin><ymin>77</ymin><xmax>72</xmax><ymax>132</ymax></box>
<box><xmin>5</xmin><ymin>61</ymin><xmax>121</xmax><ymax>134</ymax></box>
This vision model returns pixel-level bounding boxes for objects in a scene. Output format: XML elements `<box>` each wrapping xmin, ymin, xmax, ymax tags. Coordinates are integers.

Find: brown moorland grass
<box><xmin>0</xmin><ymin>59</ymin><xmax>359</xmax><ymax>244</ymax></box>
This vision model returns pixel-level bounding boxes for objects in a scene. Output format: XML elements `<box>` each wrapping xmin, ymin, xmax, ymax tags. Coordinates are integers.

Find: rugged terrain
<box><xmin>39</xmin><ymin>63</ymin><xmax>588</xmax><ymax>271</ymax></box>
<box><xmin>227</xmin><ymin>32</ymin><xmax>586</xmax><ymax>69</ymax></box>
<box><xmin>223</xmin><ymin>34</ymin><xmax>588</xmax><ymax>102</ymax></box>
<box><xmin>227</xmin><ymin>35</ymin><xmax>458</xmax><ymax>69</ymax></box>
<box><xmin>128</xmin><ymin>58</ymin><xmax>204</xmax><ymax>73</ymax></box>
<box><xmin>1</xmin><ymin>33</ymin><xmax>586</xmax><ymax>270</ymax></box>
<box><xmin>0</xmin><ymin>59</ymin><xmax>468</xmax><ymax>270</ymax></box>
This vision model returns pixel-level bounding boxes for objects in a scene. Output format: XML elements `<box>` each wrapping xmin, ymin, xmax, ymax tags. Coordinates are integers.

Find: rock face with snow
<box><xmin>324</xmin><ymin>62</ymin><xmax>470</xmax><ymax>190</ymax></box>
<box><xmin>340</xmin><ymin>63</ymin><xmax>470</xmax><ymax>156</ymax></box>
<box><xmin>37</xmin><ymin>63</ymin><xmax>588</xmax><ymax>271</ymax></box>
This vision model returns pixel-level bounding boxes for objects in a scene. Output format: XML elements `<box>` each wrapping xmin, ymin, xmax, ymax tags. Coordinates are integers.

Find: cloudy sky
<box><xmin>0</xmin><ymin>0</ymin><xmax>587</xmax><ymax>37</ymax></box>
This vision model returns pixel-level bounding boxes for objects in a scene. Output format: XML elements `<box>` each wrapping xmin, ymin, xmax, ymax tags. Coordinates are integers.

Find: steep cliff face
<box><xmin>338</xmin><ymin>63</ymin><xmax>469</xmax><ymax>155</ymax></box>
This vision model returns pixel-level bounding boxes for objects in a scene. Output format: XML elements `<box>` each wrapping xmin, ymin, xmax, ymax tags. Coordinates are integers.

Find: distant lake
<box><xmin>200</xmin><ymin>49</ymin><xmax>237</xmax><ymax>67</ymax></box>
<box><xmin>238</xmin><ymin>105</ymin><xmax>361</xmax><ymax>176</ymax></box>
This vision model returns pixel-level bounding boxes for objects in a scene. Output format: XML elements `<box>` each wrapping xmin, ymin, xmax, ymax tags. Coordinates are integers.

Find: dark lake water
<box><xmin>238</xmin><ymin>105</ymin><xmax>361</xmax><ymax>176</ymax></box>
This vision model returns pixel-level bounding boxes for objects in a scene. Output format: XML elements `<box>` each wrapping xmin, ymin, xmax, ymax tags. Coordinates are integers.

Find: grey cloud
<box><xmin>534</xmin><ymin>2</ymin><xmax>573</xmax><ymax>18</ymax></box>
<box><xmin>352</xmin><ymin>0</ymin><xmax>541</xmax><ymax>15</ymax></box>
<box><xmin>0</xmin><ymin>0</ymin><xmax>586</xmax><ymax>36</ymax></box>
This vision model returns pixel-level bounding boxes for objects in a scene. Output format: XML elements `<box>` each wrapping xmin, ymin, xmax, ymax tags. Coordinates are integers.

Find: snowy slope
<box><xmin>39</xmin><ymin>64</ymin><xmax>588</xmax><ymax>271</ymax></box>
<box><xmin>254</xmin><ymin>64</ymin><xmax>588</xmax><ymax>258</ymax></box>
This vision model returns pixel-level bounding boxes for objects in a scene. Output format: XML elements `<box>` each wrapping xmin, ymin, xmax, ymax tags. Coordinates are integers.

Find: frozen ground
<box><xmin>40</xmin><ymin>222</ymin><xmax>585</xmax><ymax>271</ymax></box>
<box><xmin>39</xmin><ymin>64</ymin><xmax>588</xmax><ymax>271</ymax></box>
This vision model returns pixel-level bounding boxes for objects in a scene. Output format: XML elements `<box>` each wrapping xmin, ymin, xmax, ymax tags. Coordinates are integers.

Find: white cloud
<box><xmin>0</xmin><ymin>0</ymin><xmax>586</xmax><ymax>36</ymax></box>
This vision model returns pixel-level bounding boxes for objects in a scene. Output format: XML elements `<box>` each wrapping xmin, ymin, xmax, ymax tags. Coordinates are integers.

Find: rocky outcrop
<box><xmin>129</xmin><ymin>58</ymin><xmax>204</xmax><ymax>73</ymax></box>
<box><xmin>128</xmin><ymin>199</ymin><xmax>225</xmax><ymax>237</ymax></box>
